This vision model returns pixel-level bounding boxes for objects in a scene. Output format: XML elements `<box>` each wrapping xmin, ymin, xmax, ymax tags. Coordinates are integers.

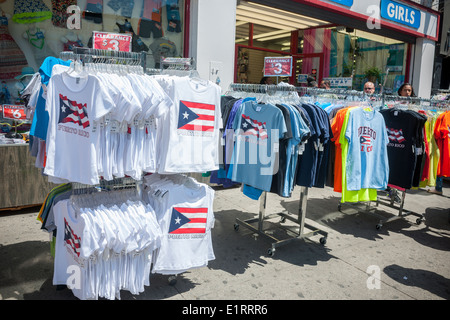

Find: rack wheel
<box><xmin>280</xmin><ymin>216</ymin><xmax>286</xmax><ymax>223</ymax></box>
<box><xmin>416</xmin><ymin>218</ymin><xmax>424</xmax><ymax>225</ymax></box>
<box><xmin>319</xmin><ymin>237</ymin><xmax>327</xmax><ymax>245</ymax></box>
<box><xmin>337</xmin><ymin>204</ymin><xmax>342</xmax><ymax>212</ymax></box>
<box><xmin>168</xmin><ymin>275</ymin><xmax>177</xmax><ymax>286</ymax></box>
<box><xmin>376</xmin><ymin>224</ymin><xmax>382</xmax><ymax>230</ymax></box>
<box><xmin>234</xmin><ymin>223</ymin><xmax>240</xmax><ymax>231</ymax></box>
<box><xmin>267</xmin><ymin>248</ymin><xmax>275</xmax><ymax>257</ymax></box>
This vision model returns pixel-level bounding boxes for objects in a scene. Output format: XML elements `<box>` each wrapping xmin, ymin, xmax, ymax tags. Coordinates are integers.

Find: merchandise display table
<box><xmin>0</xmin><ymin>144</ymin><xmax>54</xmax><ymax>211</ymax></box>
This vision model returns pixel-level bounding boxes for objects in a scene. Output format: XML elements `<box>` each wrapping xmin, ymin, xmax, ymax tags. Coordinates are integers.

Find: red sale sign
<box><xmin>264</xmin><ymin>57</ymin><xmax>293</xmax><ymax>77</ymax></box>
<box><xmin>92</xmin><ymin>31</ymin><xmax>132</xmax><ymax>52</ymax></box>
<box><xmin>2</xmin><ymin>104</ymin><xmax>26</xmax><ymax>120</ymax></box>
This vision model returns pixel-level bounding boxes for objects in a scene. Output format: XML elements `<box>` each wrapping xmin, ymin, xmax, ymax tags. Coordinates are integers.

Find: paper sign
<box><xmin>2</xmin><ymin>104</ymin><xmax>26</xmax><ymax>120</ymax></box>
<box><xmin>92</xmin><ymin>31</ymin><xmax>132</xmax><ymax>52</ymax></box>
<box><xmin>264</xmin><ymin>57</ymin><xmax>293</xmax><ymax>77</ymax></box>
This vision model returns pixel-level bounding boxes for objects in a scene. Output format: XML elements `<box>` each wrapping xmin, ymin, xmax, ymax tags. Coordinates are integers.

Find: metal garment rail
<box><xmin>234</xmin><ymin>187</ymin><xmax>328</xmax><ymax>257</ymax></box>
<box><xmin>72</xmin><ymin>47</ymin><xmax>147</xmax><ymax>70</ymax></box>
<box><xmin>337</xmin><ymin>188</ymin><xmax>425</xmax><ymax>230</ymax></box>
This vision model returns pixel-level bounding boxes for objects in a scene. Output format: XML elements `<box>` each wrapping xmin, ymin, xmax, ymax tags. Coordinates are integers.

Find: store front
<box><xmin>232</xmin><ymin>0</ymin><xmax>440</xmax><ymax>97</ymax></box>
<box><xmin>0</xmin><ymin>0</ymin><xmax>189</xmax><ymax>209</ymax></box>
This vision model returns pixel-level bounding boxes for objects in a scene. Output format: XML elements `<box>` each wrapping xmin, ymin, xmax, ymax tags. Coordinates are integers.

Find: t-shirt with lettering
<box><xmin>344</xmin><ymin>107</ymin><xmax>389</xmax><ymax>190</ymax></box>
<box><xmin>44</xmin><ymin>72</ymin><xmax>115</xmax><ymax>185</ymax></box>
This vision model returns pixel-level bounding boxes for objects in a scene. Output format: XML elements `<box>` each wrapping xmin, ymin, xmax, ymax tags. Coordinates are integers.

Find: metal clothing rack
<box><xmin>65</xmin><ymin>47</ymin><xmax>148</xmax><ymax>70</ymax></box>
<box><xmin>288</xmin><ymin>86</ymin><xmax>436</xmax><ymax>230</ymax></box>
<box><xmin>234</xmin><ymin>188</ymin><xmax>328</xmax><ymax>257</ymax></box>
<box><xmin>337</xmin><ymin>188</ymin><xmax>425</xmax><ymax>230</ymax></box>
<box><xmin>228</xmin><ymin>83</ymin><xmax>328</xmax><ymax>256</ymax></box>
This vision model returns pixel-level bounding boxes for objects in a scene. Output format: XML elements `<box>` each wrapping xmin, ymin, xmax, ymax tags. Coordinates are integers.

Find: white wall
<box><xmin>188</xmin><ymin>0</ymin><xmax>237</xmax><ymax>92</ymax></box>
<box><xmin>412</xmin><ymin>38</ymin><xmax>436</xmax><ymax>98</ymax></box>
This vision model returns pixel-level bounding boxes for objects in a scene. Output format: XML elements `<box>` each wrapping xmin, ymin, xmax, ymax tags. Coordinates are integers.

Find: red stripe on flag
<box><xmin>197</xmin><ymin>114</ymin><xmax>215</xmax><ymax>121</ymax></box>
<box><xmin>187</xmin><ymin>218</ymin><xmax>208</xmax><ymax>224</ymax></box>
<box><xmin>182</xmin><ymin>101</ymin><xmax>215</xmax><ymax>111</ymax></box>
<box><xmin>178</xmin><ymin>124</ymin><xmax>215</xmax><ymax>132</ymax></box>
<box><xmin>174</xmin><ymin>207</ymin><xmax>208</xmax><ymax>213</ymax></box>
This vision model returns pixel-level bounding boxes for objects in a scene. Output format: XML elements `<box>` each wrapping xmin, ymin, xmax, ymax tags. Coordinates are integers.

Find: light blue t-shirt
<box><xmin>30</xmin><ymin>57</ymin><xmax>72</xmax><ymax>141</ymax></box>
<box><xmin>229</xmin><ymin>101</ymin><xmax>287</xmax><ymax>192</ymax></box>
<box><xmin>344</xmin><ymin>107</ymin><xmax>389</xmax><ymax>191</ymax></box>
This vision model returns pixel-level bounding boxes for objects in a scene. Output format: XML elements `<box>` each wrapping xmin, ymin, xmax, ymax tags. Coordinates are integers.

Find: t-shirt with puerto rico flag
<box><xmin>156</xmin><ymin>76</ymin><xmax>222</xmax><ymax>174</ymax></box>
<box><xmin>380</xmin><ymin>108</ymin><xmax>427</xmax><ymax>188</ymax></box>
<box><xmin>229</xmin><ymin>100</ymin><xmax>287</xmax><ymax>192</ymax></box>
<box><xmin>150</xmin><ymin>177</ymin><xmax>215</xmax><ymax>275</ymax></box>
<box><xmin>44</xmin><ymin>72</ymin><xmax>115</xmax><ymax>185</ymax></box>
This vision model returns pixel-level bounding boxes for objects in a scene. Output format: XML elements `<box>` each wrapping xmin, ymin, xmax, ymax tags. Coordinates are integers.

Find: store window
<box><xmin>0</xmin><ymin>0</ymin><xmax>185</xmax><ymax>108</ymax></box>
<box><xmin>295</xmin><ymin>27</ymin><xmax>408</xmax><ymax>93</ymax></box>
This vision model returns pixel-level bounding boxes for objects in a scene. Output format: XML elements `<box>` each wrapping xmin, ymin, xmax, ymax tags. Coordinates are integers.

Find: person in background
<box><xmin>260</xmin><ymin>77</ymin><xmax>274</xmax><ymax>85</ymax></box>
<box><xmin>307</xmin><ymin>76</ymin><xmax>318</xmax><ymax>88</ymax></box>
<box><xmin>398</xmin><ymin>83</ymin><xmax>416</xmax><ymax>97</ymax></box>
<box><xmin>363</xmin><ymin>81</ymin><xmax>375</xmax><ymax>95</ymax></box>
<box><xmin>428</xmin><ymin>177</ymin><xmax>444</xmax><ymax>195</ymax></box>
<box><xmin>320</xmin><ymin>79</ymin><xmax>331</xmax><ymax>89</ymax></box>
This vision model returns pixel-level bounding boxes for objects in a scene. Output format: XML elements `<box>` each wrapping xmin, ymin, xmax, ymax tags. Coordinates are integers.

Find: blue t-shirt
<box><xmin>295</xmin><ymin>104</ymin><xmax>321</xmax><ymax>187</ymax></box>
<box><xmin>229</xmin><ymin>101</ymin><xmax>287</xmax><ymax>192</ymax></box>
<box><xmin>30</xmin><ymin>57</ymin><xmax>72</xmax><ymax>141</ymax></box>
<box><xmin>281</xmin><ymin>103</ymin><xmax>310</xmax><ymax>196</ymax></box>
<box><xmin>345</xmin><ymin>107</ymin><xmax>389</xmax><ymax>190</ymax></box>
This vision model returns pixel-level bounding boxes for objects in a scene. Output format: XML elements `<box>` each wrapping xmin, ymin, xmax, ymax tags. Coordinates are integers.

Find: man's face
<box><xmin>364</xmin><ymin>83</ymin><xmax>375</xmax><ymax>94</ymax></box>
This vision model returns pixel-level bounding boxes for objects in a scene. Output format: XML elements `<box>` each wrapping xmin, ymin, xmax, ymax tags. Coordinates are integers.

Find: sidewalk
<box><xmin>0</xmin><ymin>182</ymin><xmax>449</xmax><ymax>300</ymax></box>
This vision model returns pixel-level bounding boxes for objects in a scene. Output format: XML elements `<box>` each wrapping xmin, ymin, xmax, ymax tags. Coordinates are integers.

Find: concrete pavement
<box><xmin>0</xmin><ymin>182</ymin><xmax>449</xmax><ymax>301</ymax></box>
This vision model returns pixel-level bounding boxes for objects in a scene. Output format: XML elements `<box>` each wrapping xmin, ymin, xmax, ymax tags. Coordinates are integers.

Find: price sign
<box><xmin>2</xmin><ymin>104</ymin><xmax>26</xmax><ymax>120</ymax></box>
<box><xmin>92</xmin><ymin>31</ymin><xmax>132</xmax><ymax>52</ymax></box>
<box><xmin>264</xmin><ymin>57</ymin><xmax>293</xmax><ymax>77</ymax></box>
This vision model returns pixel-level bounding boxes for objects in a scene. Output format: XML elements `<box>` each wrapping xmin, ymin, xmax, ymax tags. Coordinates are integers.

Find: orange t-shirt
<box><xmin>330</xmin><ymin>107</ymin><xmax>352</xmax><ymax>192</ymax></box>
<box><xmin>434</xmin><ymin>111</ymin><xmax>450</xmax><ymax>177</ymax></box>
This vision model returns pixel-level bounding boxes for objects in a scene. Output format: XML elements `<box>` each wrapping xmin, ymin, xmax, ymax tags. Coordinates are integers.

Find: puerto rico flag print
<box><xmin>387</xmin><ymin>128</ymin><xmax>406</xmax><ymax>143</ymax></box>
<box><xmin>241</xmin><ymin>114</ymin><xmax>268</xmax><ymax>140</ymax></box>
<box><xmin>169</xmin><ymin>207</ymin><xmax>208</xmax><ymax>234</ymax></box>
<box><xmin>360</xmin><ymin>135</ymin><xmax>371</xmax><ymax>145</ymax></box>
<box><xmin>64</xmin><ymin>218</ymin><xmax>81</xmax><ymax>257</ymax></box>
<box><xmin>177</xmin><ymin>100</ymin><xmax>215</xmax><ymax>136</ymax></box>
<box><xmin>58</xmin><ymin>94</ymin><xmax>90</xmax><ymax>129</ymax></box>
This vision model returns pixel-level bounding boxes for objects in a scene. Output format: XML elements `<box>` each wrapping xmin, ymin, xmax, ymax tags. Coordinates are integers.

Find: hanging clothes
<box><xmin>380</xmin><ymin>108</ymin><xmax>427</xmax><ymax>189</ymax></box>
<box><xmin>434</xmin><ymin>110</ymin><xmax>450</xmax><ymax>177</ymax></box>
<box><xmin>52</xmin><ymin>188</ymin><xmax>162</xmax><ymax>300</ymax></box>
<box><xmin>143</xmin><ymin>173</ymin><xmax>215</xmax><ymax>275</ymax></box>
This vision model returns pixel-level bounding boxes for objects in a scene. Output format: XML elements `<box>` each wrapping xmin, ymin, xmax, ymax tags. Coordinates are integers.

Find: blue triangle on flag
<box><xmin>178</xmin><ymin>101</ymin><xmax>199</xmax><ymax>129</ymax></box>
<box><xmin>169</xmin><ymin>208</ymin><xmax>191</xmax><ymax>233</ymax></box>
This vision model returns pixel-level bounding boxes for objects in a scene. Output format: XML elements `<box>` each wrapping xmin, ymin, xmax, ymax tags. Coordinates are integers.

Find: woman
<box><xmin>398</xmin><ymin>83</ymin><xmax>416</xmax><ymax>97</ymax></box>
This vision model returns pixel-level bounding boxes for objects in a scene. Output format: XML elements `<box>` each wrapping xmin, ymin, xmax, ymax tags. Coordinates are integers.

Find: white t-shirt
<box><xmin>155</xmin><ymin>76</ymin><xmax>223</xmax><ymax>174</ymax></box>
<box><xmin>148</xmin><ymin>176</ymin><xmax>215</xmax><ymax>275</ymax></box>
<box><xmin>52</xmin><ymin>199</ymin><xmax>99</xmax><ymax>300</ymax></box>
<box><xmin>44</xmin><ymin>72</ymin><xmax>115</xmax><ymax>185</ymax></box>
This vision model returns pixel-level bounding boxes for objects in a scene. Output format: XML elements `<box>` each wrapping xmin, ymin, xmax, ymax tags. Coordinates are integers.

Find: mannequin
<box><xmin>60</xmin><ymin>31</ymin><xmax>83</xmax><ymax>51</ymax></box>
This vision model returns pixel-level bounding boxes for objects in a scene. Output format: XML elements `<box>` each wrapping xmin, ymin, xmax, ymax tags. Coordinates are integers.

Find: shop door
<box><xmin>290</xmin><ymin>53</ymin><xmax>324</xmax><ymax>87</ymax></box>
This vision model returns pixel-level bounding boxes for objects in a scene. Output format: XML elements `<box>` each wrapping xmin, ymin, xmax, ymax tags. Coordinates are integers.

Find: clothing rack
<box><xmin>232</xmin><ymin>84</ymin><xmax>431</xmax><ymax>231</ymax></box>
<box><xmin>301</xmin><ymin>87</ymin><xmax>429</xmax><ymax>229</ymax></box>
<box><xmin>234</xmin><ymin>188</ymin><xmax>328</xmax><ymax>257</ymax></box>
<box><xmin>67</xmin><ymin>47</ymin><xmax>147</xmax><ymax>70</ymax></box>
<box><xmin>229</xmin><ymin>83</ymin><xmax>328</xmax><ymax>256</ymax></box>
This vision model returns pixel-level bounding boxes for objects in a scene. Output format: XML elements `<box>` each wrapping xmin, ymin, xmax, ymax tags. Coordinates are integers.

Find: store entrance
<box><xmin>235</xmin><ymin>44</ymin><xmax>324</xmax><ymax>86</ymax></box>
<box><xmin>290</xmin><ymin>53</ymin><xmax>325</xmax><ymax>87</ymax></box>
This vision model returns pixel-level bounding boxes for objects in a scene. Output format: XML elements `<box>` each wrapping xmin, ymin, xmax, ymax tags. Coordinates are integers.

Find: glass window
<box><xmin>0</xmin><ymin>0</ymin><xmax>185</xmax><ymax>106</ymax></box>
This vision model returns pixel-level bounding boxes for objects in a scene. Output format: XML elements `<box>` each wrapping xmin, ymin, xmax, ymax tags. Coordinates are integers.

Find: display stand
<box><xmin>234</xmin><ymin>187</ymin><xmax>328</xmax><ymax>257</ymax></box>
<box><xmin>337</xmin><ymin>188</ymin><xmax>425</xmax><ymax>230</ymax></box>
